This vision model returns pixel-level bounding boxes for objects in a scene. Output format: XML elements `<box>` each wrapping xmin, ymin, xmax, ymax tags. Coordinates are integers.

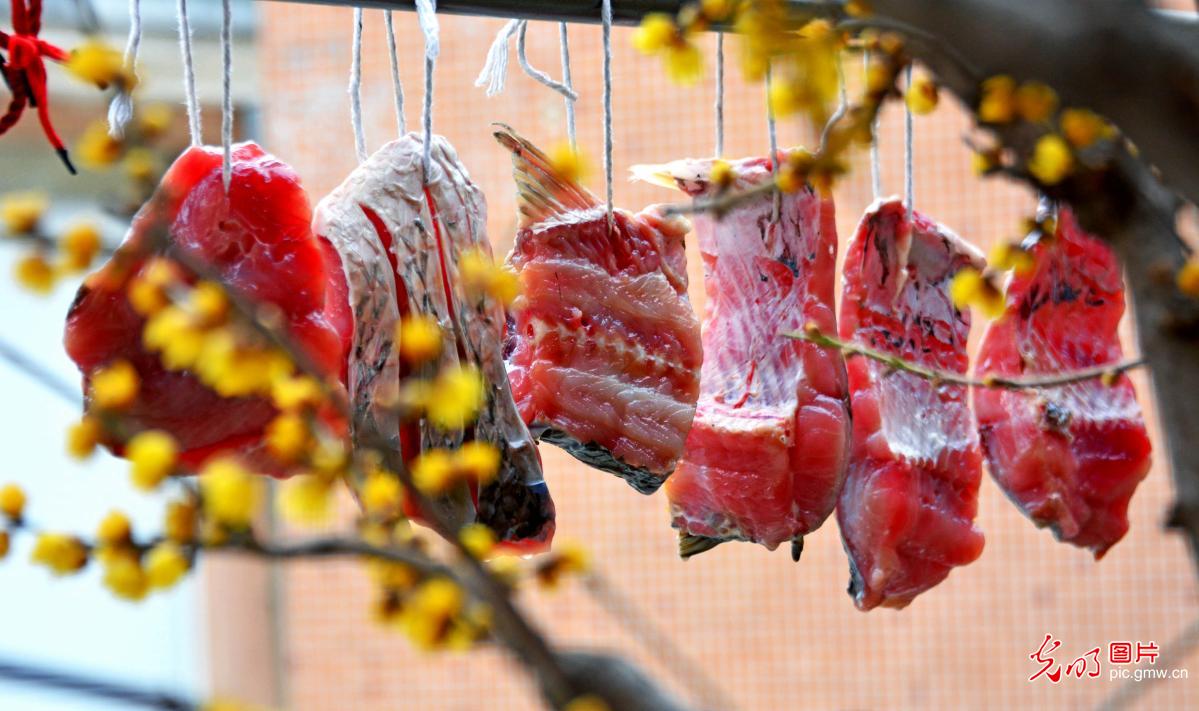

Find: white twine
<box><xmin>176</xmin><ymin>0</ymin><xmax>201</xmax><ymax>145</ymax></box>
<box><xmin>559</xmin><ymin>22</ymin><xmax>576</xmax><ymax>149</ymax></box>
<box><xmin>416</xmin><ymin>0</ymin><xmax>439</xmax><ymax>180</ymax></box>
<box><xmin>714</xmin><ymin>32</ymin><xmax>724</xmax><ymax>157</ymax></box>
<box><xmin>518</xmin><ymin>22</ymin><xmax>578</xmax><ymax>101</ymax></box>
<box><xmin>475</xmin><ymin>19</ymin><xmax>520</xmax><ymax>97</ymax></box>
<box><xmin>384</xmin><ymin>10</ymin><xmax>407</xmax><ymax>135</ymax></box>
<box><xmin>818</xmin><ymin>52</ymin><xmax>847</xmax><ymax>154</ymax></box>
<box><xmin>107</xmin><ymin>0</ymin><xmax>141</xmax><ymax>138</ymax></box>
<box><xmin>904</xmin><ymin>63</ymin><xmax>914</xmax><ymax>221</ymax></box>
<box><xmin>221</xmin><ymin>0</ymin><xmax>233</xmax><ymax>191</ymax></box>
<box><xmin>349</xmin><ymin>8</ymin><xmax>367</xmax><ymax>163</ymax></box>
<box><xmin>866</xmin><ymin>53</ymin><xmax>881</xmax><ymax>200</ymax></box>
<box><xmin>601</xmin><ymin>0</ymin><xmax>614</xmax><ymax>230</ymax></box>
<box><xmin>765</xmin><ymin>63</ymin><xmax>780</xmax><ymax>223</ymax></box>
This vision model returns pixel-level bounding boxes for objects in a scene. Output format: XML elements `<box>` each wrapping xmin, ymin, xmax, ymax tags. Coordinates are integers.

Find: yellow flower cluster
<box><xmin>65</xmin><ymin>40</ymin><xmax>133</xmax><ymax>91</ymax></box>
<box><xmin>534</xmin><ymin>540</ymin><xmax>591</xmax><ymax>589</ymax></box>
<box><xmin>411</xmin><ymin>441</ymin><xmax>501</xmax><ymax>495</ymax></box>
<box><xmin>126</xmin><ymin>430</ymin><xmax>180</xmax><ymax>491</ymax></box>
<box><xmin>459</xmin><ymin>249</ymin><xmax>520</xmax><ymax>307</ymax></box>
<box><xmin>394</xmin><ymin>577</ymin><xmax>492</xmax><ymax>652</ymax></box>
<box><xmin>905</xmin><ymin>73</ymin><xmax>939</xmax><ymax>115</ymax></box>
<box><xmin>90</xmin><ymin>359</ymin><xmax>140</xmax><ymax>410</ymax></box>
<box><xmin>0</xmin><ymin>483</ymin><xmax>26</xmax><ymax>521</ymax></box>
<box><xmin>92</xmin><ymin>508</ymin><xmax>192</xmax><ymax>602</ymax></box>
<box><xmin>31</xmin><ymin>533</ymin><xmax>89</xmax><ymax>576</ymax></box>
<box><xmin>200</xmin><ymin>458</ymin><xmax>264</xmax><ymax>531</ymax></box>
<box><xmin>67</xmin><ymin>416</ymin><xmax>104</xmax><ymax>459</ymax></box>
<box><xmin>988</xmin><ymin>242</ymin><xmax>1035</xmax><ymax>276</ymax></box>
<box><xmin>397</xmin><ymin>315</ymin><xmax>443</xmax><ymax>365</ymax></box>
<box><xmin>949</xmin><ymin>267</ymin><xmax>1006</xmax><ymax>319</ymax></box>
<box><xmin>632</xmin><ymin>14</ymin><xmax>703</xmax><ymax>86</ymax></box>
<box><xmin>548</xmin><ymin>142</ymin><xmax>590</xmax><ymax>185</ymax></box>
<box><xmin>764</xmin><ymin>19</ymin><xmax>842</xmax><ymax>127</ymax></box>
<box><xmin>1</xmin><ymin>191</ymin><xmax>48</xmax><ymax>235</ymax></box>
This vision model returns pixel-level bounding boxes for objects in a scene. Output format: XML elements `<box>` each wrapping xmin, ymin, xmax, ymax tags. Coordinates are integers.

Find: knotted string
<box><xmin>107</xmin><ymin>0</ymin><xmax>141</xmax><ymax>138</ymax></box>
<box><xmin>818</xmin><ymin>52</ymin><xmax>847</xmax><ymax>153</ymax></box>
<box><xmin>176</xmin><ymin>0</ymin><xmax>201</xmax><ymax>145</ymax></box>
<box><xmin>220</xmin><ymin>0</ymin><xmax>233</xmax><ymax>191</ymax></box>
<box><xmin>765</xmin><ymin>63</ymin><xmax>780</xmax><ymax>223</ymax></box>
<box><xmin>416</xmin><ymin>0</ymin><xmax>439</xmax><ymax>180</ymax></box>
<box><xmin>518</xmin><ymin>22</ymin><xmax>578</xmax><ymax>101</ymax></box>
<box><xmin>904</xmin><ymin>63</ymin><xmax>914</xmax><ymax>222</ymax></box>
<box><xmin>866</xmin><ymin>53</ymin><xmax>881</xmax><ymax>200</ymax></box>
<box><xmin>601</xmin><ymin>0</ymin><xmax>614</xmax><ymax>230</ymax></box>
<box><xmin>714</xmin><ymin>32</ymin><xmax>724</xmax><ymax>157</ymax></box>
<box><xmin>384</xmin><ymin>10</ymin><xmax>407</xmax><ymax>136</ymax></box>
<box><xmin>559</xmin><ymin>22</ymin><xmax>576</xmax><ymax>149</ymax></box>
<box><xmin>475</xmin><ymin>20</ymin><xmax>578</xmax><ymax>103</ymax></box>
<box><xmin>349</xmin><ymin>7</ymin><xmax>366</xmax><ymax>163</ymax></box>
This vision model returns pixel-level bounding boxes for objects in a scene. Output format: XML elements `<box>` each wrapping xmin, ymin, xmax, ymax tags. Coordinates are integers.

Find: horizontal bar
<box><xmin>261</xmin><ymin>0</ymin><xmax>693</xmax><ymax>26</ymax></box>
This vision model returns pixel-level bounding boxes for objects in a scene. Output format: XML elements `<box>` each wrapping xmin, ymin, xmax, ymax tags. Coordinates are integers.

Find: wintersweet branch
<box><xmin>785</xmin><ymin>325</ymin><xmax>1147</xmax><ymax>390</ymax></box>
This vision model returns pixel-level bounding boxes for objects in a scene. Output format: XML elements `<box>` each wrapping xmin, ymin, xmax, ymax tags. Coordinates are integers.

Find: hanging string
<box><xmin>765</xmin><ymin>63</ymin><xmax>781</xmax><ymax>223</ymax></box>
<box><xmin>866</xmin><ymin>53</ymin><xmax>881</xmax><ymax>200</ymax></box>
<box><xmin>601</xmin><ymin>0</ymin><xmax>614</xmax><ymax>230</ymax></box>
<box><xmin>904</xmin><ymin>63</ymin><xmax>914</xmax><ymax>222</ymax></box>
<box><xmin>714</xmin><ymin>32</ymin><xmax>724</xmax><ymax>157</ymax></box>
<box><xmin>475</xmin><ymin>19</ymin><xmax>521</xmax><ymax>96</ymax></box>
<box><xmin>384</xmin><ymin>11</ymin><xmax>407</xmax><ymax>136</ymax></box>
<box><xmin>818</xmin><ymin>52</ymin><xmax>847</xmax><ymax>153</ymax></box>
<box><xmin>220</xmin><ymin>0</ymin><xmax>233</xmax><ymax>191</ymax></box>
<box><xmin>349</xmin><ymin>8</ymin><xmax>367</xmax><ymax>163</ymax></box>
<box><xmin>176</xmin><ymin>0</ymin><xmax>201</xmax><ymax>145</ymax></box>
<box><xmin>416</xmin><ymin>0</ymin><xmax>439</xmax><ymax>180</ymax></box>
<box><xmin>517</xmin><ymin>23</ymin><xmax>578</xmax><ymax>101</ymax></box>
<box><xmin>559</xmin><ymin>22</ymin><xmax>576</xmax><ymax>150</ymax></box>
<box><xmin>108</xmin><ymin>0</ymin><xmax>141</xmax><ymax>138</ymax></box>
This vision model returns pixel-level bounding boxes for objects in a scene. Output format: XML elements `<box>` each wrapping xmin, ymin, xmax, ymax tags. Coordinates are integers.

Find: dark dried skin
<box><xmin>538</xmin><ymin>428</ymin><xmax>664</xmax><ymax>495</ymax></box>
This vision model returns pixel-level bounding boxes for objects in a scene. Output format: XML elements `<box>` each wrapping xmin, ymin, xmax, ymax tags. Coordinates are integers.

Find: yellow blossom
<box><xmin>103</xmin><ymin>554</ymin><xmax>149</xmax><ymax>601</ymax></box>
<box><xmin>308</xmin><ymin>439</ymin><xmax>349</xmax><ymax>476</ymax></box>
<box><xmin>949</xmin><ymin>267</ymin><xmax>1005</xmax><ymax>319</ymax></box>
<box><xmin>277</xmin><ymin>474</ymin><xmax>334</xmax><ymax>525</ymax></box>
<box><xmin>200</xmin><ymin>458</ymin><xmax>262</xmax><ymax>529</ymax></box>
<box><xmin>126</xmin><ymin>430</ymin><xmax>179</xmax><ymax>491</ymax></box>
<box><xmin>400</xmin><ymin>577</ymin><xmax>464</xmax><ymax>650</ymax></box>
<box><xmin>265</xmin><ymin>413</ymin><xmax>311</xmax><ymax>464</ymax></box>
<box><xmin>138</xmin><ymin>103</ymin><xmax>174</xmax><ymax>139</ymax></box>
<box><xmin>0</xmin><ymin>483</ymin><xmax>26</xmax><ymax>520</ymax></box>
<box><xmin>31</xmin><ymin>533</ymin><xmax>89</xmax><ymax>575</ymax></box>
<box><xmin>398</xmin><ymin>315</ymin><xmax>443</xmax><ymax>364</ymax></box>
<box><xmin>143</xmin><ymin>306</ymin><xmax>205</xmax><ymax>371</ymax></box>
<box><xmin>411</xmin><ymin>449</ymin><xmax>455</xmax><ymax>495</ymax></box>
<box><xmin>454</xmin><ymin>441</ymin><xmax>500</xmax><ymax>486</ymax></box>
<box><xmin>663</xmin><ymin>43</ymin><xmax>703</xmax><ymax>86</ymax></box>
<box><xmin>632</xmin><ymin>14</ymin><xmax>678</xmax><ymax>54</ymax></box>
<box><xmin>844</xmin><ymin>0</ymin><xmax>873</xmax><ymax>17</ymax></box>
<box><xmin>270</xmin><ymin>376</ymin><xmax>323</xmax><ymax>411</ymax></box>
<box><xmin>195</xmin><ymin>332</ymin><xmax>289</xmax><ymax>398</ymax></box>
<box><xmin>459</xmin><ymin>523</ymin><xmax>496</xmax><ymax>559</ymax></box>
<box><xmin>426</xmin><ymin>366</ymin><xmax>485</xmax><ymax>431</ymax></box>
<box><xmin>361</xmin><ymin>471</ymin><xmax>403</xmax><ymax>519</ymax></box>
<box><xmin>1060</xmin><ymin>108</ymin><xmax>1113</xmax><ymax>149</ymax></box>
<box><xmin>96</xmin><ymin>510</ymin><xmax>133</xmax><ymax>547</ymax></box>
<box><xmin>1015</xmin><ymin>82</ymin><xmax>1058</xmax><ymax>123</ymax></box>
<box><xmin>123</xmin><ymin>147</ymin><xmax>159</xmax><ymax>183</ymax></box>
<box><xmin>1177</xmin><ymin>259</ymin><xmax>1199</xmax><ymax>298</ymax></box>
<box><xmin>978</xmin><ymin>75</ymin><xmax>1016</xmax><ymax>124</ymax></box>
<box><xmin>535</xmin><ymin>540</ymin><xmax>591</xmax><ymax>589</ymax></box>
<box><xmin>459</xmin><ymin>249</ymin><xmax>520</xmax><ymax>306</ymax></box>
<box><xmin>14</xmin><ymin>253</ymin><xmax>55</xmax><ymax>294</ymax></box>
<box><xmin>700</xmin><ymin>0</ymin><xmax>733</xmax><ymax>20</ymax></box>
<box><xmin>709</xmin><ymin>159</ymin><xmax>736</xmax><ymax>189</ymax></box>
<box><xmin>549</xmin><ymin>143</ymin><xmax>589</xmax><ymax>185</ymax></box>
<box><xmin>145</xmin><ymin>542</ymin><xmax>190</xmax><ymax>590</ymax></box>
<box><xmin>128</xmin><ymin>258</ymin><xmax>181</xmax><ymax>316</ymax></box>
<box><xmin>66</xmin><ymin>416</ymin><xmax>103</xmax><ymax>459</ymax></box>
<box><xmin>164</xmin><ymin>499</ymin><xmax>199</xmax><ymax>544</ymax></box>
<box><xmin>905</xmin><ymin>73</ymin><xmax>939</xmax><ymax>115</ymax></box>
<box><xmin>1028</xmin><ymin>134</ymin><xmax>1074</xmax><ymax>185</ymax></box>
<box><xmin>564</xmin><ymin>696</ymin><xmax>611</xmax><ymax>711</ymax></box>
<box><xmin>60</xmin><ymin>222</ymin><xmax>103</xmax><ymax>272</ymax></box>
<box><xmin>0</xmin><ymin>530</ymin><xmax>9</xmax><ymax>560</ymax></box>
<box><xmin>91</xmin><ymin>359</ymin><xmax>140</xmax><ymax>410</ymax></box>
<box><xmin>77</xmin><ymin>121</ymin><xmax>124</xmax><ymax>170</ymax></box>
<box><xmin>988</xmin><ymin>242</ymin><xmax>1035</xmax><ymax>275</ymax></box>
<box><xmin>188</xmin><ymin>281</ymin><xmax>229</xmax><ymax>326</ymax></box>
<box><xmin>971</xmin><ymin>149</ymin><xmax>1000</xmax><ymax>177</ymax></box>
<box><xmin>1</xmin><ymin>191</ymin><xmax>48</xmax><ymax>234</ymax></box>
<box><xmin>65</xmin><ymin>40</ymin><xmax>128</xmax><ymax>89</ymax></box>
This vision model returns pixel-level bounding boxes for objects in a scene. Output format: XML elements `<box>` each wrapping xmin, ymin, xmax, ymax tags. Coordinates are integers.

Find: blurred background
<box><xmin>0</xmin><ymin>0</ymin><xmax>1197</xmax><ymax>709</ymax></box>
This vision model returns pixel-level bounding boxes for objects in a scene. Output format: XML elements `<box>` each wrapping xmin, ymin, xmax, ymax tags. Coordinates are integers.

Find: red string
<box><xmin>0</xmin><ymin>0</ymin><xmax>74</xmax><ymax>172</ymax></box>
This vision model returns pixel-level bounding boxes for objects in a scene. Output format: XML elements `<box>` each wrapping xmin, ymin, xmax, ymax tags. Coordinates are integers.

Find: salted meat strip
<box><xmin>838</xmin><ymin>198</ymin><xmax>985</xmax><ymax>610</ymax></box>
<box><xmin>65</xmin><ymin>143</ymin><xmax>352</xmax><ymax>471</ymax></box>
<box><xmin>495</xmin><ymin>127</ymin><xmax>702</xmax><ymax>494</ymax></box>
<box><xmin>314</xmin><ymin>133</ymin><xmax>554</xmax><ymax>549</ymax></box>
<box><xmin>974</xmin><ymin>205</ymin><xmax>1151</xmax><ymax>558</ymax></box>
<box><xmin>638</xmin><ymin>157</ymin><xmax>849</xmax><ymax>556</ymax></box>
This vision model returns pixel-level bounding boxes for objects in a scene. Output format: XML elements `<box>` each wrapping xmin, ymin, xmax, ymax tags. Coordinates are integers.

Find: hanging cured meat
<box><xmin>637</xmin><ymin>156</ymin><xmax>849</xmax><ymax>557</ymax></box>
<box><xmin>974</xmin><ymin>205</ymin><xmax>1151</xmax><ymax>558</ymax></box>
<box><xmin>837</xmin><ymin>198</ymin><xmax>986</xmax><ymax>610</ymax></box>
<box><xmin>314</xmin><ymin>133</ymin><xmax>554</xmax><ymax>550</ymax></box>
<box><xmin>495</xmin><ymin>126</ymin><xmax>702</xmax><ymax>494</ymax></box>
<box><xmin>64</xmin><ymin>142</ymin><xmax>353</xmax><ymax>470</ymax></box>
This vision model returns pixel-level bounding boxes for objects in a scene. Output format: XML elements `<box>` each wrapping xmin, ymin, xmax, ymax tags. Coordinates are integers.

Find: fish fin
<box><xmin>629</xmin><ymin>162</ymin><xmax>686</xmax><ymax>190</ymax></box>
<box><xmin>678</xmin><ymin>532</ymin><xmax>723</xmax><ymax>560</ymax></box>
<box><xmin>492</xmin><ymin>124</ymin><xmax>597</xmax><ymax>227</ymax></box>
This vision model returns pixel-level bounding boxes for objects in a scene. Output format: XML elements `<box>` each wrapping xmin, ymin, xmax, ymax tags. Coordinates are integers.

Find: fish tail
<box><xmin>492</xmin><ymin>123</ymin><xmax>597</xmax><ymax>226</ymax></box>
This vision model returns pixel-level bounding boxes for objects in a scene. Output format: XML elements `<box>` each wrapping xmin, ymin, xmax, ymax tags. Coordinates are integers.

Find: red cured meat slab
<box><xmin>64</xmin><ymin>143</ymin><xmax>352</xmax><ymax>472</ymax></box>
<box><xmin>838</xmin><ymin>198</ymin><xmax>985</xmax><ymax>610</ymax></box>
<box><xmin>640</xmin><ymin>157</ymin><xmax>849</xmax><ymax>555</ymax></box>
<box><xmin>974</xmin><ymin>205</ymin><xmax>1151</xmax><ymax>558</ymax></box>
<box><xmin>495</xmin><ymin>127</ymin><xmax>702</xmax><ymax>494</ymax></box>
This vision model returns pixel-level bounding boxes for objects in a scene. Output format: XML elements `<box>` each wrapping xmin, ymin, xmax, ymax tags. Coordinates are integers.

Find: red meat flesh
<box><xmin>496</xmin><ymin>127</ymin><xmax>702</xmax><ymax>494</ymax></box>
<box><xmin>643</xmin><ymin>157</ymin><xmax>849</xmax><ymax>555</ymax></box>
<box><xmin>838</xmin><ymin>198</ymin><xmax>985</xmax><ymax>610</ymax></box>
<box><xmin>974</xmin><ymin>206</ymin><xmax>1151</xmax><ymax>558</ymax></box>
<box><xmin>64</xmin><ymin>143</ymin><xmax>352</xmax><ymax>470</ymax></box>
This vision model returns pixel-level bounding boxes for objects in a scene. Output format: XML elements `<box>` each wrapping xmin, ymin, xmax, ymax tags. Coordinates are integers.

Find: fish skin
<box><xmin>314</xmin><ymin>133</ymin><xmax>554</xmax><ymax>549</ymax></box>
<box><xmin>973</xmin><ymin>205</ymin><xmax>1151</xmax><ymax>558</ymax></box>
<box><xmin>64</xmin><ymin>143</ymin><xmax>352</xmax><ymax>472</ymax></box>
<box><xmin>838</xmin><ymin>198</ymin><xmax>985</xmax><ymax>610</ymax></box>
<box><xmin>640</xmin><ymin>156</ymin><xmax>850</xmax><ymax>552</ymax></box>
<box><xmin>496</xmin><ymin>127</ymin><xmax>702</xmax><ymax>493</ymax></box>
